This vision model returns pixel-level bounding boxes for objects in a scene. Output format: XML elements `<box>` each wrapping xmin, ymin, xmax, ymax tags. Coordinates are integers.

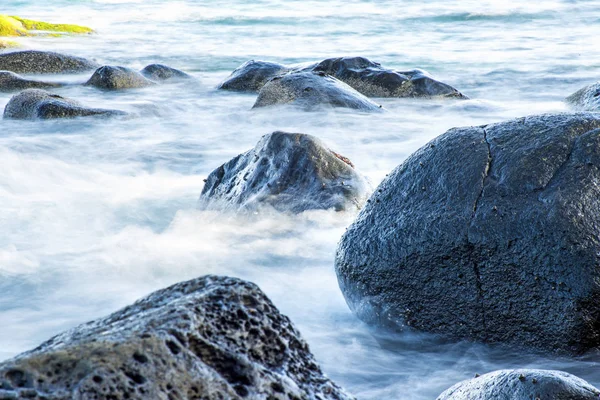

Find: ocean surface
<box><xmin>1</xmin><ymin>1</ymin><xmax>600</xmax><ymax>398</ymax></box>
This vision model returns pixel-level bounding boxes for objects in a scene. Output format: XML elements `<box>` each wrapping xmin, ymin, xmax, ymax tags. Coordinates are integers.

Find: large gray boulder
<box><xmin>253</xmin><ymin>72</ymin><xmax>382</xmax><ymax>111</ymax></box>
<box><xmin>139</xmin><ymin>64</ymin><xmax>192</xmax><ymax>82</ymax></box>
<box><xmin>0</xmin><ymin>71</ymin><xmax>61</xmax><ymax>92</ymax></box>
<box><xmin>566</xmin><ymin>82</ymin><xmax>600</xmax><ymax>111</ymax></box>
<box><xmin>198</xmin><ymin>131</ymin><xmax>371</xmax><ymax>213</ymax></box>
<box><xmin>85</xmin><ymin>65</ymin><xmax>155</xmax><ymax>90</ymax></box>
<box><xmin>218</xmin><ymin>60</ymin><xmax>289</xmax><ymax>92</ymax></box>
<box><xmin>0</xmin><ymin>275</ymin><xmax>355</xmax><ymax>400</ymax></box>
<box><xmin>310</xmin><ymin>56</ymin><xmax>467</xmax><ymax>99</ymax></box>
<box><xmin>4</xmin><ymin>89</ymin><xmax>126</xmax><ymax>119</ymax></box>
<box><xmin>437</xmin><ymin>369</ymin><xmax>600</xmax><ymax>400</ymax></box>
<box><xmin>0</xmin><ymin>50</ymin><xmax>99</xmax><ymax>74</ymax></box>
<box><xmin>336</xmin><ymin>113</ymin><xmax>600</xmax><ymax>354</ymax></box>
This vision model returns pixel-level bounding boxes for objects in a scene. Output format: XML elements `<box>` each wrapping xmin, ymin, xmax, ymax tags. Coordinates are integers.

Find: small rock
<box><xmin>85</xmin><ymin>65</ymin><xmax>155</xmax><ymax>90</ymax></box>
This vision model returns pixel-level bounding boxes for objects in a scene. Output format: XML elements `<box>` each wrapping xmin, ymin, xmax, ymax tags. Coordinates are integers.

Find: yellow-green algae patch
<box><xmin>0</xmin><ymin>39</ymin><xmax>20</xmax><ymax>49</ymax></box>
<box><xmin>0</xmin><ymin>15</ymin><xmax>93</xmax><ymax>37</ymax></box>
<box><xmin>0</xmin><ymin>15</ymin><xmax>28</xmax><ymax>36</ymax></box>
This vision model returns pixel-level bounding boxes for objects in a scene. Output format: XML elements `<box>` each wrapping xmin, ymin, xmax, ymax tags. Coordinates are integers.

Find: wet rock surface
<box><xmin>0</xmin><ymin>71</ymin><xmax>61</xmax><ymax>92</ymax></box>
<box><xmin>437</xmin><ymin>369</ymin><xmax>600</xmax><ymax>400</ymax></box>
<box><xmin>567</xmin><ymin>82</ymin><xmax>600</xmax><ymax>111</ymax></box>
<box><xmin>0</xmin><ymin>50</ymin><xmax>99</xmax><ymax>74</ymax></box>
<box><xmin>336</xmin><ymin>113</ymin><xmax>600</xmax><ymax>354</ymax></box>
<box><xmin>0</xmin><ymin>275</ymin><xmax>355</xmax><ymax>400</ymax></box>
<box><xmin>253</xmin><ymin>72</ymin><xmax>382</xmax><ymax>111</ymax></box>
<box><xmin>198</xmin><ymin>131</ymin><xmax>372</xmax><ymax>213</ymax></box>
<box><xmin>140</xmin><ymin>63</ymin><xmax>192</xmax><ymax>82</ymax></box>
<box><xmin>218</xmin><ymin>60</ymin><xmax>289</xmax><ymax>92</ymax></box>
<box><xmin>85</xmin><ymin>65</ymin><xmax>155</xmax><ymax>90</ymax></box>
<box><xmin>3</xmin><ymin>89</ymin><xmax>126</xmax><ymax>119</ymax></box>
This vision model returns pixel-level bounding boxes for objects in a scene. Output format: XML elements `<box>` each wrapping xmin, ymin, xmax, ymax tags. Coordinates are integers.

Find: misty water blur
<box><xmin>1</xmin><ymin>1</ymin><xmax>599</xmax><ymax>399</ymax></box>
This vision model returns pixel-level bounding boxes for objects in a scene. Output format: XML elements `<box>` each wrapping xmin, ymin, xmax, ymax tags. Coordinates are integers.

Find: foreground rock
<box><xmin>0</xmin><ymin>50</ymin><xmax>99</xmax><ymax>74</ymax></box>
<box><xmin>253</xmin><ymin>72</ymin><xmax>382</xmax><ymax>111</ymax></box>
<box><xmin>567</xmin><ymin>82</ymin><xmax>600</xmax><ymax>111</ymax></box>
<box><xmin>0</xmin><ymin>275</ymin><xmax>355</xmax><ymax>400</ymax></box>
<box><xmin>140</xmin><ymin>64</ymin><xmax>192</xmax><ymax>82</ymax></box>
<box><xmin>310</xmin><ymin>56</ymin><xmax>467</xmax><ymax>99</ymax></box>
<box><xmin>0</xmin><ymin>71</ymin><xmax>61</xmax><ymax>92</ymax></box>
<box><xmin>199</xmin><ymin>131</ymin><xmax>371</xmax><ymax>213</ymax></box>
<box><xmin>437</xmin><ymin>369</ymin><xmax>600</xmax><ymax>400</ymax></box>
<box><xmin>4</xmin><ymin>89</ymin><xmax>126</xmax><ymax>119</ymax></box>
<box><xmin>85</xmin><ymin>65</ymin><xmax>155</xmax><ymax>90</ymax></box>
<box><xmin>336</xmin><ymin>113</ymin><xmax>600</xmax><ymax>354</ymax></box>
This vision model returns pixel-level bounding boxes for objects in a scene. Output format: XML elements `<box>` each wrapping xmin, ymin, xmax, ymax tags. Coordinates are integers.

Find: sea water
<box><xmin>1</xmin><ymin>1</ymin><xmax>599</xmax><ymax>398</ymax></box>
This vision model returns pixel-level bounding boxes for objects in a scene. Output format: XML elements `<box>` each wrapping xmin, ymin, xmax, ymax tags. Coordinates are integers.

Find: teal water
<box><xmin>1</xmin><ymin>1</ymin><xmax>599</xmax><ymax>398</ymax></box>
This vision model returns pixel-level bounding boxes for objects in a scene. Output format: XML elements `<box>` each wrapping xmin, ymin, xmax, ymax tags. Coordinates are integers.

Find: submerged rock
<box><xmin>140</xmin><ymin>63</ymin><xmax>192</xmax><ymax>82</ymax></box>
<box><xmin>218</xmin><ymin>60</ymin><xmax>289</xmax><ymax>92</ymax></box>
<box><xmin>310</xmin><ymin>56</ymin><xmax>467</xmax><ymax>99</ymax></box>
<box><xmin>336</xmin><ymin>113</ymin><xmax>600</xmax><ymax>354</ymax></box>
<box><xmin>0</xmin><ymin>50</ymin><xmax>99</xmax><ymax>74</ymax></box>
<box><xmin>253</xmin><ymin>72</ymin><xmax>382</xmax><ymax>111</ymax></box>
<box><xmin>85</xmin><ymin>65</ymin><xmax>155</xmax><ymax>90</ymax></box>
<box><xmin>567</xmin><ymin>82</ymin><xmax>600</xmax><ymax>111</ymax></box>
<box><xmin>0</xmin><ymin>71</ymin><xmax>61</xmax><ymax>92</ymax></box>
<box><xmin>437</xmin><ymin>369</ymin><xmax>600</xmax><ymax>400</ymax></box>
<box><xmin>4</xmin><ymin>89</ymin><xmax>126</xmax><ymax>119</ymax></box>
<box><xmin>0</xmin><ymin>275</ymin><xmax>355</xmax><ymax>400</ymax></box>
<box><xmin>199</xmin><ymin>131</ymin><xmax>371</xmax><ymax>213</ymax></box>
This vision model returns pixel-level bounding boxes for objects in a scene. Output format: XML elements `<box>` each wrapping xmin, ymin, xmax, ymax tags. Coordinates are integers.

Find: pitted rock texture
<box><xmin>567</xmin><ymin>82</ymin><xmax>600</xmax><ymax>111</ymax></box>
<box><xmin>437</xmin><ymin>369</ymin><xmax>600</xmax><ymax>400</ymax></box>
<box><xmin>0</xmin><ymin>71</ymin><xmax>61</xmax><ymax>92</ymax></box>
<box><xmin>336</xmin><ymin>113</ymin><xmax>600</xmax><ymax>354</ymax></box>
<box><xmin>198</xmin><ymin>131</ymin><xmax>372</xmax><ymax>213</ymax></box>
<box><xmin>85</xmin><ymin>65</ymin><xmax>155</xmax><ymax>90</ymax></box>
<box><xmin>4</xmin><ymin>89</ymin><xmax>126</xmax><ymax>120</ymax></box>
<box><xmin>253</xmin><ymin>72</ymin><xmax>382</xmax><ymax>111</ymax></box>
<box><xmin>140</xmin><ymin>64</ymin><xmax>192</xmax><ymax>82</ymax></box>
<box><xmin>218</xmin><ymin>60</ymin><xmax>289</xmax><ymax>92</ymax></box>
<box><xmin>0</xmin><ymin>50</ymin><xmax>99</xmax><ymax>74</ymax></box>
<box><xmin>0</xmin><ymin>275</ymin><xmax>355</xmax><ymax>400</ymax></box>
<box><xmin>310</xmin><ymin>56</ymin><xmax>467</xmax><ymax>99</ymax></box>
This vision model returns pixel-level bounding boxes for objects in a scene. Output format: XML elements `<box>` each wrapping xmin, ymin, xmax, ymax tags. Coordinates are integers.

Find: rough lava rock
<box><xmin>567</xmin><ymin>82</ymin><xmax>600</xmax><ymax>111</ymax></box>
<box><xmin>310</xmin><ymin>56</ymin><xmax>467</xmax><ymax>99</ymax></box>
<box><xmin>218</xmin><ymin>60</ymin><xmax>290</xmax><ymax>92</ymax></box>
<box><xmin>85</xmin><ymin>65</ymin><xmax>155</xmax><ymax>90</ymax></box>
<box><xmin>0</xmin><ymin>275</ymin><xmax>355</xmax><ymax>400</ymax></box>
<box><xmin>253</xmin><ymin>72</ymin><xmax>382</xmax><ymax>111</ymax></box>
<box><xmin>198</xmin><ymin>131</ymin><xmax>372</xmax><ymax>213</ymax></box>
<box><xmin>0</xmin><ymin>71</ymin><xmax>62</xmax><ymax>92</ymax></box>
<box><xmin>0</xmin><ymin>50</ymin><xmax>99</xmax><ymax>74</ymax></box>
<box><xmin>140</xmin><ymin>64</ymin><xmax>192</xmax><ymax>82</ymax></box>
<box><xmin>4</xmin><ymin>89</ymin><xmax>126</xmax><ymax>119</ymax></box>
<box><xmin>336</xmin><ymin>113</ymin><xmax>600</xmax><ymax>354</ymax></box>
<box><xmin>436</xmin><ymin>369</ymin><xmax>600</xmax><ymax>400</ymax></box>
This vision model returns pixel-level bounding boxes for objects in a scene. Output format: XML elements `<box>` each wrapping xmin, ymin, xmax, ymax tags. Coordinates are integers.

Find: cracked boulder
<box><xmin>218</xmin><ymin>60</ymin><xmax>290</xmax><ymax>92</ymax></box>
<box><xmin>0</xmin><ymin>275</ymin><xmax>355</xmax><ymax>400</ymax></box>
<box><xmin>253</xmin><ymin>72</ymin><xmax>382</xmax><ymax>111</ymax></box>
<box><xmin>85</xmin><ymin>65</ymin><xmax>155</xmax><ymax>90</ymax></box>
<box><xmin>336</xmin><ymin>113</ymin><xmax>600</xmax><ymax>354</ymax></box>
<box><xmin>198</xmin><ymin>131</ymin><xmax>372</xmax><ymax>213</ymax></box>
<box><xmin>0</xmin><ymin>71</ymin><xmax>62</xmax><ymax>92</ymax></box>
<box><xmin>140</xmin><ymin>64</ymin><xmax>192</xmax><ymax>82</ymax></box>
<box><xmin>0</xmin><ymin>50</ymin><xmax>99</xmax><ymax>74</ymax></box>
<box><xmin>567</xmin><ymin>82</ymin><xmax>600</xmax><ymax>111</ymax></box>
<box><xmin>310</xmin><ymin>56</ymin><xmax>467</xmax><ymax>99</ymax></box>
<box><xmin>4</xmin><ymin>89</ymin><xmax>126</xmax><ymax>119</ymax></box>
<box><xmin>436</xmin><ymin>369</ymin><xmax>600</xmax><ymax>400</ymax></box>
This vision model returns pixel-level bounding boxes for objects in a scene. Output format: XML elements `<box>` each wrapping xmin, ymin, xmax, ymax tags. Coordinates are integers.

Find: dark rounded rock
<box><xmin>218</xmin><ymin>60</ymin><xmax>289</xmax><ymax>92</ymax></box>
<box><xmin>85</xmin><ymin>65</ymin><xmax>155</xmax><ymax>90</ymax></box>
<box><xmin>437</xmin><ymin>369</ymin><xmax>600</xmax><ymax>400</ymax></box>
<box><xmin>140</xmin><ymin>64</ymin><xmax>192</xmax><ymax>82</ymax></box>
<box><xmin>3</xmin><ymin>89</ymin><xmax>126</xmax><ymax>120</ymax></box>
<box><xmin>0</xmin><ymin>71</ymin><xmax>61</xmax><ymax>92</ymax></box>
<box><xmin>0</xmin><ymin>275</ymin><xmax>355</xmax><ymax>400</ymax></box>
<box><xmin>336</xmin><ymin>113</ymin><xmax>600</xmax><ymax>354</ymax></box>
<box><xmin>253</xmin><ymin>72</ymin><xmax>383</xmax><ymax>111</ymax></box>
<box><xmin>311</xmin><ymin>56</ymin><xmax>467</xmax><ymax>99</ymax></box>
<box><xmin>198</xmin><ymin>131</ymin><xmax>372</xmax><ymax>213</ymax></box>
<box><xmin>566</xmin><ymin>82</ymin><xmax>600</xmax><ymax>111</ymax></box>
<box><xmin>0</xmin><ymin>50</ymin><xmax>99</xmax><ymax>74</ymax></box>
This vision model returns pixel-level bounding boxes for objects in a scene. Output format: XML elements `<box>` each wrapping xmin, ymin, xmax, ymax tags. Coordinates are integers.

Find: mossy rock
<box><xmin>0</xmin><ymin>15</ymin><xmax>28</xmax><ymax>36</ymax></box>
<box><xmin>0</xmin><ymin>40</ymin><xmax>19</xmax><ymax>49</ymax></box>
<box><xmin>0</xmin><ymin>15</ymin><xmax>93</xmax><ymax>37</ymax></box>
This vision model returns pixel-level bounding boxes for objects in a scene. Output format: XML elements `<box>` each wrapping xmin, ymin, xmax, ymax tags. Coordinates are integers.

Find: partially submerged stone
<box><xmin>0</xmin><ymin>50</ymin><xmax>99</xmax><ymax>74</ymax></box>
<box><xmin>4</xmin><ymin>89</ymin><xmax>126</xmax><ymax>120</ymax></box>
<box><xmin>253</xmin><ymin>72</ymin><xmax>383</xmax><ymax>111</ymax></box>
<box><xmin>218</xmin><ymin>60</ymin><xmax>289</xmax><ymax>92</ymax></box>
<box><xmin>0</xmin><ymin>71</ymin><xmax>61</xmax><ymax>92</ymax></box>
<box><xmin>9</xmin><ymin>16</ymin><xmax>93</xmax><ymax>35</ymax></box>
<box><xmin>140</xmin><ymin>64</ymin><xmax>192</xmax><ymax>82</ymax></box>
<box><xmin>566</xmin><ymin>82</ymin><xmax>600</xmax><ymax>111</ymax></box>
<box><xmin>85</xmin><ymin>65</ymin><xmax>155</xmax><ymax>90</ymax></box>
<box><xmin>0</xmin><ymin>275</ymin><xmax>355</xmax><ymax>400</ymax></box>
<box><xmin>0</xmin><ymin>39</ymin><xmax>19</xmax><ymax>49</ymax></box>
<box><xmin>0</xmin><ymin>15</ymin><xmax>28</xmax><ymax>36</ymax></box>
<box><xmin>199</xmin><ymin>131</ymin><xmax>372</xmax><ymax>213</ymax></box>
<box><xmin>437</xmin><ymin>369</ymin><xmax>600</xmax><ymax>400</ymax></box>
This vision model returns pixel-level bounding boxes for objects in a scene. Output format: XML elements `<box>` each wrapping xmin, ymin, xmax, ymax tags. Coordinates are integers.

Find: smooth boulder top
<box><xmin>437</xmin><ymin>369</ymin><xmax>600</xmax><ymax>400</ymax></box>
<box><xmin>218</xmin><ymin>60</ymin><xmax>289</xmax><ymax>92</ymax></box>
<box><xmin>336</xmin><ymin>112</ymin><xmax>600</xmax><ymax>354</ymax></box>
<box><xmin>85</xmin><ymin>65</ymin><xmax>156</xmax><ymax>90</ymax></box>
<box><xmin>567</xmin><ymin>82</ymin><xmax>600</xmax><ymax>111</ymax></box>
<box><xmin>0</xmin><ymin>275</ymin><xmax>355</xmax><ymax>400</ymax></box>
<box><xmin>3</xmin><ymin>89</ymin><xmax>126</xmax><ymax>120</ymax></box>
<box><xmin>198</xmin><ymin>131</ymin><xmax>372</xmax><ymax>213</ymax></box>
<box><xmin>0</xmin><ymin>71</ymin><xmax>62</xmax><ymax>92</ymax></box>
<box><xmin>0</xmin><ymin>50</ymin><xmax>99</xmax><ymax>74</ymax></box>
<box><xmin>139</xmin><ymin>63</ymin><xmax>192</xmax><ymax>82</ymax></box>
<box><xmin>253</xmin><ymin>71</ymin><xmax>383</xmax><ymax>111</ymax></box>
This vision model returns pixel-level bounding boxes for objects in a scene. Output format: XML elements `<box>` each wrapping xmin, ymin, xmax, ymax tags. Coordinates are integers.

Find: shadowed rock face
<box><xmin>0</xmin><ymin>50</ymin><xmax>99</xmax><ymax>74</ymax></box>
<box><xmin>199</xmin><ymin>131</ymin><xmax>372</xmax><ymax>213</ymax></box>
<box><xmin>85</xmin><ymin>65</ymin><xmax>155</xmax><ymax>90</ymax></box>
<box><xmin>253</xmin><ymin>72</ymin><xmax>383</xmax><ymax>111</ymax></box>
<box><xmin>0</xmin><ymin>275</ymin><xmax>355</xmax><ymax>400</ymax></box>
<box><xmin>437</xmin><ymin>369</ymin><xmax>600</xmax><ymax>400</ymax></box>
<box><xmin>336</xmin><ymin>113</ymin><xmax>600</xmax><ymax>355</ymax></box>
<box><xmin>0</xmin><ymin>71</ymin><xmax>61</xmax><ymax>92</ymax></box>
<box><xmin>218</xmin><ymin>60</ymin><xmax>289</xmax><ymax>92</ymax></box>
<box><xmin>3</xmin><ymin>89</ymin><xmax>126</xmax><ymax>119</ymax></box>
<box><xmin>140</xmin><ymin>64</ymin><xmax>192</xmax><ymax>82</ymax></box>
<box><xmin>567</xmin><ymin>82</ymin><xmax>600</xmax><ymax>111</ymax></box>
<box><xmin>310</xmin><ymin>57</ymin><xmax>467</xmax><ymax>99</ymax></box>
